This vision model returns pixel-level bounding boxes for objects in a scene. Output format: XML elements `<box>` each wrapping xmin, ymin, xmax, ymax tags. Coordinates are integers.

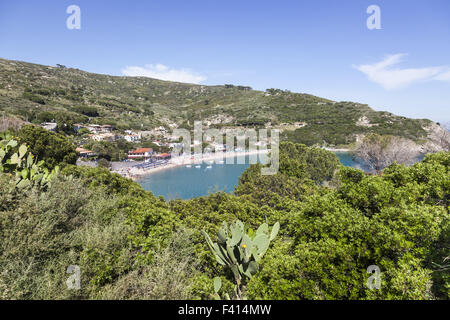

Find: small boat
<box><xmin>195</xmin><ymin>165</ymin><xmax>201</xmax><ymax>168</ymax></box>
<box><xmin>185</xmin><ymin>165</ymin><xmax>192</xmax><ymax>168</ymax></box>
<box><xmin>206</xmin><ymin>165</ymin><xmax>212</xmax><ymax>169</ymax></box>
<box><xmin>217</xmin><ymin>160</ymin><xmax>224</xmax><ymax>164</ymax></box>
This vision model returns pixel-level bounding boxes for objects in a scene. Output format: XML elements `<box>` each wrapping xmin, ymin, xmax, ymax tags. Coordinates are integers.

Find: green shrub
<box><xmin>17</xmin><ymin>125</ymin><xmax>77</xmax><ymax>169</ymax></box>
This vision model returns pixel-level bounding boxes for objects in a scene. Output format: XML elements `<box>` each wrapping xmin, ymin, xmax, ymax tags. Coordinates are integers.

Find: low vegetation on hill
<box><xmin>0</xmin><ymin>58</ymin><xmax>436</xmax><ymax>147</ymax></box>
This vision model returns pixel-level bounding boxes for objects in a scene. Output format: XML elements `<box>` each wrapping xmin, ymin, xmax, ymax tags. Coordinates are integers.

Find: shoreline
<box><xmin>114</xmin><ymin>150</ymin><xmax>269</xmax><ymax>181</ymax></box>
<box><xmin>322</xmin><ymin>147</ymin><xmax>352</xmax><ymax>152</ymax></box>
<box><xmin>111</xmin><ymin>147</ymin><xmax>352</xmax><ymax>180</ymax></box>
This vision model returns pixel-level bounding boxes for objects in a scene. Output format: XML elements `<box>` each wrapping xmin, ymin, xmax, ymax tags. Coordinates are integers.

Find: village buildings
<box><xmin>76</xmin><ymin>147</ymin><xmax>96</xmax><ymax>158</ymax></box>
<box><xmin>40</xmin><ymin>122</ymin><xmax>57</xmax><ymax>132</ymax></box>
<box><xmin>74</xmin><ymin>124</ymin><xmax>114</xmax><ymax>134</ymax></box>
<box><xmin>128</xmin><ymin>148</ymin><xmax>153</xmax><ymax>160</ymax></box>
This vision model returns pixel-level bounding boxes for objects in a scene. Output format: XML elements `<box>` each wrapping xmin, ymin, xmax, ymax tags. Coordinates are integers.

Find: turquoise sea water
<box><xmin>137</xmin><ymin>152</ymin><xmax>365</xmax><ymax>200</ymax></box>
<box><xmin>137</xmin><ymin>154</ymin><xmax>266</xmax><ymax>200</ymax></box>
<box><xmin>334</xmin><ymin>151</ymin><xmax>371</xmax><ymax>171</ymax></box>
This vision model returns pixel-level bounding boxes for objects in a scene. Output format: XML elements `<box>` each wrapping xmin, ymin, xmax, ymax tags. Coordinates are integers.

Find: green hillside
<box><xmin>0</xmin><ymin>58</ymin><xmax>432</xmax><ymax>146</ymax></box>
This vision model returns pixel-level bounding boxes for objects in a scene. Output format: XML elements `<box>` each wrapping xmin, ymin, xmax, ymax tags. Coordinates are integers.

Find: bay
<box><xmin>137</xmin><ymin>152</ymin><xmax>364</xmax><ymax>200</ymax></box>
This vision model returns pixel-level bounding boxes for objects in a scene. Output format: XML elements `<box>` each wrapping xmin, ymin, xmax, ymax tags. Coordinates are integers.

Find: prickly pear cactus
<box><xmin>202</xmin><ymin>220</ymin><xmax>280</xmax><ymax>299</ymax></box>
<box><xmin>0</xmin><ymin>134</ymin><xmax>59</xmax><ymax>189</ymax></box>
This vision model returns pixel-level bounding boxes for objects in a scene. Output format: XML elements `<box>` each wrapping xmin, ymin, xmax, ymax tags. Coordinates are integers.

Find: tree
<box><xmin>17</xmin><ymin>125</ymin><xmax>77</xmax><ymax>169</ymax></box>
<box><xmin>98</xmin><ymin>158</ymin><xmax>110</xmax><ymax>169</ymax></box>
<box><xmin>55</xmin><ymin>113</ymin><xmax>76</xmax><ymax>135</ymax></box>
<box><xmin>355</xmin><ymin>134</ymin><xmax>420</xmax><ymax>172</ymax></box>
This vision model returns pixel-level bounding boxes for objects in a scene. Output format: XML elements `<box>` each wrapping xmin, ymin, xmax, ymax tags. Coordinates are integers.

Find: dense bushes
<box><xmin>198</xmin><ymin>151</ymin><xmax>449</xmax><ymax>300</ymax></box>
<box><xmin>22</xmin><ymin>91</ymin><xmax>46</xmax><ymax>105</ymax></box>
<box><xmin>0</xmin><ymin>170</ymin><xmax>201</xmax><ymax>299</ymax></box>
<box><xmin>243</xmin><ymin>152</ymin><xmax>449</xmax><ymax>300</ymax></box>
<box><xmin>245</xmin><ymin>198</ymin><xmax>445</xmax><ymax>299</ymax></box>
<box><xmin>0</xmin><ymin>175</ymin><xmax>130</xmax><ymax>299</ymax></box>
<box><xmin>235</xmin><ymin>142</ymin><xmax>338</xmax><ymax>208</ymax></box>
<box><xmin>0</xmin><ymin>136</ymin><xmax>448</xmax><ymax>299</ymax></box>
<box><xmin>73</xmin><ymin>106</ymin><xmax>99</xmax><ymax>117</ymax></box>
<box><xmin>17</xmin><ymin>125</ymin><xmax>77</xmax><ymax>169</ymax></box>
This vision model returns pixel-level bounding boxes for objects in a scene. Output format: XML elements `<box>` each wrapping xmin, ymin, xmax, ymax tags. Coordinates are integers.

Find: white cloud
<box><xmin>121</xmin><ymin>64</ymin><xmax>206</xmax><ymax>84</ymax></box>
<box><xmin>434</xmin><ymin>69</ymin><xmax>450</xmax><ymax>81</ymax></box>
<box><xmin>354</xmin><ymin>54</ymin><xmax>450</xmax><ymax>90</ymax></box>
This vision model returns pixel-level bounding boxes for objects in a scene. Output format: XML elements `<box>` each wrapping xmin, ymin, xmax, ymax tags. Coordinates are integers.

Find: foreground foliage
<box><xmin>0</xmin><ymin>133</ymin><xmax>59</xmax><ymax>189</ymax></box>
<box><xmin>0</xmin><ymin>134</ymin><xmax>448</xmax><ymax>299</ymax></box>
<box><xmin>203</xmin><ymin>220</ymin><xmax>279</xmax><ymax>299</ymax></box>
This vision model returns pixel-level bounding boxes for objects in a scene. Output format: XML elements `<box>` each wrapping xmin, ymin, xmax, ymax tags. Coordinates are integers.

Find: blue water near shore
<box><xmin>334</xmin><ymin>152</ymin><xmax>372</xmax><ymax>172</ymax></box>
<box><xmin>137</xmin><ymin>154</ymin><xmax>267</xmax><ymax>200</ymax></box>
<box><xmin>137</xmin><ymin>151</ymin><xmax>368</xmax><ymax>200</ymax></box>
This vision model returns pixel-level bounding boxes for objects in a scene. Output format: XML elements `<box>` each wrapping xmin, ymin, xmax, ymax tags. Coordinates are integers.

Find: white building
<box><xmin>124</xmin><ymin>133</ymin><xmax>142</xmax><ymax>142</ymax></box>
<box><xmin>75</xmin><ymin>124</ymin><xmax>114</xmax><ymax>134</ymax></box>
<box><xmin>128</xmin><ymin>148</ymin><xmax>153</xmax><ymax>160</ymax></box>
<box><xmin>92</xmin><ymin>133</ymin><xmax>117</xmax><ymax>142</ymax></box>
<box><xmin>211</xmin><ymin>143</ymin><xmax>226</xmax><ymax>152</ymax></box>
<box><xmin>40</xmin><ymin>122</ymin><xmax>57</xmax><ymax>132</ymax></box>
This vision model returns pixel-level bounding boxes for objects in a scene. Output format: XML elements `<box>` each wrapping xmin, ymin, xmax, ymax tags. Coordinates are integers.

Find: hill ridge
<box><xmin>0</xmin><ymin>57</ymin><xmax>443</xmax><ymax>148</ymax></box>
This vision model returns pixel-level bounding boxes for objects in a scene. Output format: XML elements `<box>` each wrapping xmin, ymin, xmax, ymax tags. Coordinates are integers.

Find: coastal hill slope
<box><xmin>0</xmin><ymin>58</ymin><xmax>445</xmax><ymax>148</ymax></box>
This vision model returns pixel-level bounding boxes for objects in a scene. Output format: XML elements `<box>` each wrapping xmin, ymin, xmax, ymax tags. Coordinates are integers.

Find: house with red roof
<box><xmin>128</xmin><ymin>148</ymin><xmax>153</xmax><ymax>160</ymax></box>
<box><xmin>153</xmin><ymin>153</ymin><xmax>171</xmax><ymax>160</ymax></box>
<box><xmin>76</xmin><ymin>147</ymin><xmax>96</xmax><ymax>158</ymax></box>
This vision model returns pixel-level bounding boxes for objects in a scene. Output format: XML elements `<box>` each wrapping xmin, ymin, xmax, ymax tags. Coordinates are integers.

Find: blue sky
<box><xmin>1</xmin><ymin>0</ymin><xmax>449</xmax><ymax>123</ymax></box>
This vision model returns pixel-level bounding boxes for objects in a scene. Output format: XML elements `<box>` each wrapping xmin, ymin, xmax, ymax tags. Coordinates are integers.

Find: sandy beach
<box><xmin>322</xmin><ymin>147</ymin><xmax>352</xmax><ymax>152</ymax></box>
<box><xmin>117</xmin><ymin>150</ymin><xmax>270</xmax><ymax>180</ymax></box>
